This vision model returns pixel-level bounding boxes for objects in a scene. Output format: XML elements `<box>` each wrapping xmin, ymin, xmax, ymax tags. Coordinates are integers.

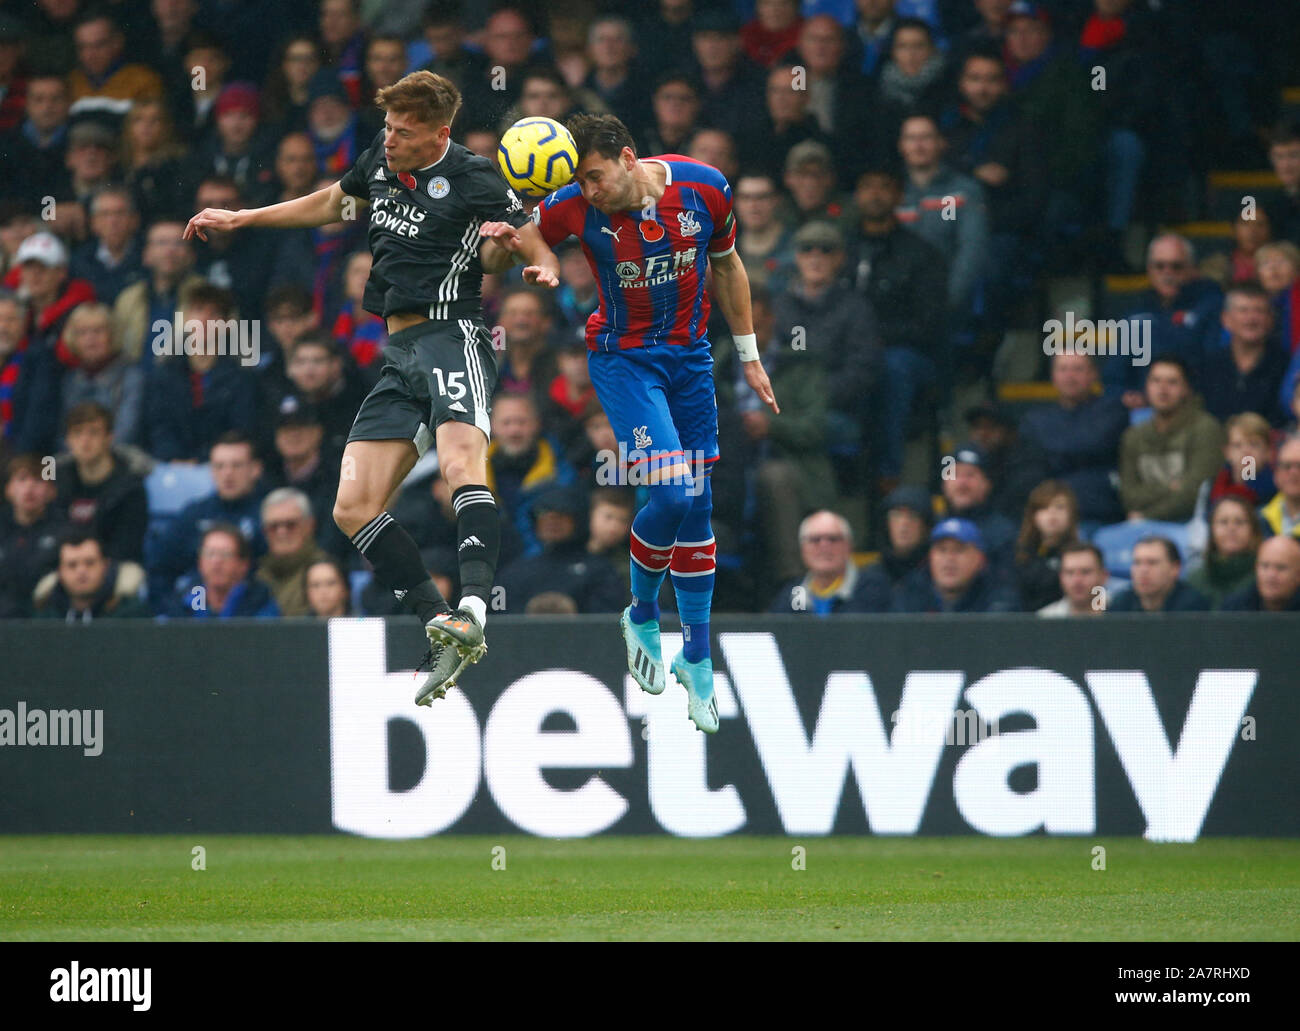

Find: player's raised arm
<box><xmin>478</xmin><ymin>220</ymin><xmax>559</xmax><ymax>286</ymax></box>
<box><xmin>710</xmin><ymin>248</ymin><xmax>779</xmax><ymax>414</ymax></box>
<box><xmin>185</xmin><ymin>181</ymin><xmax>361</xmax><ymax>241</ymax></box>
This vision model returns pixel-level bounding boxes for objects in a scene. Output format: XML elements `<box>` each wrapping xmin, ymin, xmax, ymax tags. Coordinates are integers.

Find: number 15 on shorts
<box><xmin>432</xmin><ymin>368</ymin><xmax>466</xmax><ymax>399</ymax></box>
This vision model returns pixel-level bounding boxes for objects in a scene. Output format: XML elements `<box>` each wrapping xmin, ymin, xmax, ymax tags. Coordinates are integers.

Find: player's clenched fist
<box><xmin>185</xmin><ymin>208</ymin><xmax>242</xmax><ymax>242</ymax></box>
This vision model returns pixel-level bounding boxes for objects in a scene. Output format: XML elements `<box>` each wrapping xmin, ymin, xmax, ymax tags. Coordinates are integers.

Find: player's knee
<box><xmin>646</xmin><ymin>477</ymin><xmax>694</xmax><ymax>525</ymax></box>
<box><xmin>332</xmin><ymin>494</ymin><xmax>375</xmax><ymax>537</ymax></box>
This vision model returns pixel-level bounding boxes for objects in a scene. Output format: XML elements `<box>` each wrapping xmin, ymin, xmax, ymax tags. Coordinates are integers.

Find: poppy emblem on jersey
<box><xmin>638</xmin><ymin>219</ymin><xmax>664</xmax><ymax>243</ymax></box>
<box><xmin>677</xmin><ymin>211</ymin><xmax>702</xmax><ymax>237</ymax></box>
<box><xmin>397</xmin><ymin>172</ymin><xmax>417</xmax><ymax>189</ymax></box>
<box><xmin>616</xmin><ymin>260</ymin><xmax>640</xmax><ymax>281</ymax></box>
<box><xmin>429</xmin><ymin>176</ymin><xmax>450</xmax><ymax>199</ymax></box>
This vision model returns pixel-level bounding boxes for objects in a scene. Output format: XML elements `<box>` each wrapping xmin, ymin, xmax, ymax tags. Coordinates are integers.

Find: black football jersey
<box><xmin>339</xmin><ymin>133</ymin><xmax>530</xmax><ymax>320</ymax></box>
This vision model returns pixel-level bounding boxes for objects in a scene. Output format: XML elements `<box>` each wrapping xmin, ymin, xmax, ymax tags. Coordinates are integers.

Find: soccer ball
<box><xmin>497</xmin><ymin>117</ymin><xmax>578</xmax><ymax>199</ymax></box>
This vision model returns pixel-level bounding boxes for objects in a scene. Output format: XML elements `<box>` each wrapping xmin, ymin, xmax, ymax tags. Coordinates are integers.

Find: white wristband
<box><xmin>733</xmin><ymin>333</ymin><xmax>759</xmax><ymax>363</ymax></box>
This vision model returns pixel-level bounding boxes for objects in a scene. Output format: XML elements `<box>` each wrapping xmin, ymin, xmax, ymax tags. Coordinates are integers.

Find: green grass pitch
<box><xmin>2</xmin><ymin>836</ymin><xmax>1297</xmax><ymax>941</ymax></box>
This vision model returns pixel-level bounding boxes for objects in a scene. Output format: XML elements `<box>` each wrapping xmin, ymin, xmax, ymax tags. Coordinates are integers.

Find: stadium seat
<box><xmin>1092</xmin><ymin>520</ymin><xmax>1195</xmax><ymax>578</ymax></box>
<box><xmin>144</xmin><ymin>462</ymin><xmax>215</xmax><ymax>517</ymax></box>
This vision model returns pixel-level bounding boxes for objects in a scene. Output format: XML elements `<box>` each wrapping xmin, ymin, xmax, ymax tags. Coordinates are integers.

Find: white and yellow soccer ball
<box><xmin>497</xmin><ymin>117</ymin><xmax>578</xmax><ymax>199</ymax></box>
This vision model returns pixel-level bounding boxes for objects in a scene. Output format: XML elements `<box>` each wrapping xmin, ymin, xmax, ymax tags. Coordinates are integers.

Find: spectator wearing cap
<box><xmin>773</xmin><ymin>220</ymin><xmax>883</xmax><ymax>481</ymax></box>
<box><xmin>0</xmin><ymin>453</ymin><xmax>71</xmax><ymax>618</ymax></box>
<box><xmin>783</xmin><ymin>141</ymin><xmax>853</xmax><ymax>231</ymax></box>
<box><xmin>57</xmin><ymin>118</ymin><xmax>121</xmax><ymax>236</ymax></box>
<box><xmin>859</xmin><ymin>485</ymin><xmax>933</xmax><ymax>596</ymax></box>
<box><xmin>769</xmin><ymin>509</ymin><xmax>888</xmax><ymax>614</ymax></box>
<box><xmin>1187</xmin><ymin>495</ymin><xmax>1261</xmax><ymax>609</ymax></box>
<box><xmin>896</xmin><ymin>113</ymin><xmax>989</xmax><ymax>320</ymax></box>
<box><xmin>1221</xmin><ymin>535</ymin><xmax>1300</xmax><ymax>612</ymax></box>
<box><xmin>940</xmin><ymin>443</ymin><xmax>1018</xmax><ymax>572</ymax></box>
<box><xmin>150</xmin><ymin>432</ymin><xmax>267</xmax><ymax>602</ymax></box>
<box><xmin>188</xmin><ymin>82</ymin><xmax>276</xmax><ymax>206</ymax></box>
<box><xmin>54</xmin><ymin>401</ymin><xmax>147</xmax><ymax>563</ymax></box>
<box><xmin>0</xmin><ymin>291</ymin><xmax>63</xmax><ymax>458</ymax></box>
<box><xmin>1201</xmin><ymin>283</ymin><xmax>1289</xmax><ymax>427</ymax></box>
<box><xmin>264</xmin><ymin>404</ymin><xmax>346</xmax><ymax>559</ymax></box>
<box><xmin>111</xmin><ymin>220</ymin><xmax>204</xmax><ymax>368</ymax></box>
<box><xmin>690</xmin><ymin>9</ymin><xmax>766</xmax><ymax>142</ymax></box>
<box><xmin>890</xmin><ymin>517</ymin><xmax>1021</xmax><ymax>613</ymax></box>
<box><xmin>32</xmin><ymin>531</ymin><xmax>150</xmax><ymax>621</ymax></box>
<box><xmin>10</xmin><ymin>234</ymin><xmax>92</xmax><ymax>343</ymax></box>
<box><xmin>1107</xmin><ymin>536</ymin><xmax>1209</xmax><ymax>612</ymax></box>
<box><xmin>734</xmin><ymin>171</ymin><xmax>797</xmax><ymax>296</ymax></box>
<box><xmin>143</xmin><ymin>282</ymin><xmax>259</xmax><ymax>463</ymax></box>
<box><xmin>66</xmin><ymin>11</ymin><xmax>164</xmax><ymax>119</ymax></box>
<box><xmin>1260</xmin><ymin>435</ymin><xmax>1300</xmax><ymax>540</ymax></box>
<box><xmin>497</xmin><ymin>484</ymin><xmax>624</xmax><ymax>615</ymax></box>
<box><xmin>1002</xmin><ymin>2</ymin><xmax>1102</xmax><ymax>229</ymax></box>
<box><xmin>745</xmin><ymin>62</ymin><xmax>833</xmax><ymax>182</ymax></box>
<box><xmin>715</xmin><ymin>284</ymin><xmax>836</xmax><ymax>587</ymax></box>
<box><xmin>1018</xmin><ymin>353</ymin><xmax>1128</xmax><ymax>525</ymax></box>
<box><xmin>1037</xmin><ymin>541</ymin><xmax>1110</xmax><ymax>617</ymax></box>
<box><xmin>965</xmin><ymin>401</ymin><xmax>1047</xmax><ymax>512</ymax></box>
<box><xmin>849</xmin><ymin>166</ymin><xmax>948</xmax><ymax>483</ymax></box>
<box><xmin>68</xmin><ymin>187</ymin><xmax>144</xmax><ymax>306</ymax></box>
<box><xmin>1013</xmin><ymin>480</ymin><xmax>1080</xmax><ymax>612</ymax></box>
<box><xmin>1117</xmin><ymin>356</ymin><xmax>1224</xmax><ymax>523</ymax></box>
<box><xmin>254</xmin><ymin>487</ymin><xmax>331</xmax><ymax>617</ymax></box>
<box><xmin>305</xmin><ymin>70</ymin><xmax>360</xmax><ymax>178</ymax></box>
<box><xmin>59</xmin><ymin>303</ymin><xmax>144</xmax><ymax>449</ymax></box>
<box><xmin>164</xmin><ymin>523</ymin><xmax>279</xmax><ymax>619</ymax></box>
<box><xmin>0</xmin><ymin>74</ymin><xmax>72</xmax><ymax>209</ymax></box>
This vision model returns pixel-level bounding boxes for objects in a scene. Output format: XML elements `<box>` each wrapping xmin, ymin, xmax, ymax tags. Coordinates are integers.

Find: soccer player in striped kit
<box><xmin>481</xmin><ymin>115</ymin><xmax>778</xmax><ymax>732</ymax></box>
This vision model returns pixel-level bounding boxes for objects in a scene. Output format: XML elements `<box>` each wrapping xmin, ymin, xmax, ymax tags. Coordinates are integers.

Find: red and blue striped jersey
<box><xmin>534</xmin><ymin>155</ymin><xmax>737</xmax><ymax>352</ymax></box>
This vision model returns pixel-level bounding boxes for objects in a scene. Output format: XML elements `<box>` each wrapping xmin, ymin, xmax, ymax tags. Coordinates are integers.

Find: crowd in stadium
<box><xmin>2</xmin><ymin>0</ymin><xmax>1300</xmax><ymax>621</ymax></box>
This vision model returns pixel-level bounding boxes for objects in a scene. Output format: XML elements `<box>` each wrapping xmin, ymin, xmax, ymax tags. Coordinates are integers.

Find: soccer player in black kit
<box><xmin>186</xmin><ymin>72</ymin><xmax>560</xmax><ymax>703</ymax></box>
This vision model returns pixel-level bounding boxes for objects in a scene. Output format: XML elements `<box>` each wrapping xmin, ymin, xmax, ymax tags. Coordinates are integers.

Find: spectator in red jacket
<box><xmin>741</xmin><ymin>0</ymin><xmax>802</xmax><ymax>68</ymax></box>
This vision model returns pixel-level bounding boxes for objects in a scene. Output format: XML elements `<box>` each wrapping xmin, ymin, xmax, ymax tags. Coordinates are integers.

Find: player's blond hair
<box><xmin>375</xmin><ymin>70</ymin><xmax>462</xmax><ymax>128</ymax></box>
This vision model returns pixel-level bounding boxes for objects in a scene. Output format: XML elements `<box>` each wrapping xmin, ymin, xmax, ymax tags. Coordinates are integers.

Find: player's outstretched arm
<box><xmin>479</xmin><ymin>221</ymin><xmax>559</xmax><ymax>286</ymax></box>
<box><xmin>710</xmin><ymin>248</ymin><xmax>779</xmax><ymax>414</ymax></box>
<box><xmin>185</xmin><ymin>182</ymin><xmax>359</xmax><ymax>241</ymax></box>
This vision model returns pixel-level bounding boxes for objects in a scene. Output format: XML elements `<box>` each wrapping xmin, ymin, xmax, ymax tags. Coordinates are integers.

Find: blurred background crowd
<box><xmin>3</xmin><ymin>0</ymin><xmax>1300</xmax><ymax>621</ymax></box>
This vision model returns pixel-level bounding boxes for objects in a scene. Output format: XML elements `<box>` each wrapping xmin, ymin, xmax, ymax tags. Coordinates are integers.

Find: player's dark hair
<box><xmin>1135</xmin><ymin>535</ymin><xmax>1181</xmax><ymax>565</ymax></box>
<box><xmin>64</xmin><ymin>401</ymin><xmax>112</xmax><ymax>434</ymax></box>
<box><xmin>567</xmin><ymin>113</ymin><xmax>637</xmax><ymax>162</ymax></box>
<box><xmin>202</xmin><ymin>522</ymin><xmax>251</xmax><ymax>562</ymax></box>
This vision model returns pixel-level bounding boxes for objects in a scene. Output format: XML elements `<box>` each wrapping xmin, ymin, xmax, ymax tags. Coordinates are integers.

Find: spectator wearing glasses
<box><xmin>1105</xmin><ymin>233</ymin><xmax>1223</xmax><ymax>406</ymax></box>
<box><xmin>1261</xmin><ymin>435</ymin><xmax>1300</xmax><ymax>540</ymax></box>
<box><xmin>255</xmin><ymin>487</ymin><xmax>330</xmax><ymax>617</ymax></box>
<box><xmin>769</xmin><ymin>509</ymin><xmax>887</xmax><ymax>614</ymax></box>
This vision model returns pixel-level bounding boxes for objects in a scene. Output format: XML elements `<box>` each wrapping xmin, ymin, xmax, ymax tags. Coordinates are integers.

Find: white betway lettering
<box><xmin>49</xmin><ymin>963</ymin><xmax>151</xmax><ymax>1011</ymax></box>
<box><xmin>718</xmin><ymin>633</ymin><xmax>963</xmax><ymax>834</ymax></box>
<box><xmin>325</xmin><ymin>627</ymin><xmax>1257</xmax><ymax>840</ymax></box>
<box><xmin>1086</xmin><ymin>670</ymin><xmax>1256</xmax><ymax>842</ymax></box>
<box><xmin>954</xmin><ymin>668</ymin><xmax>1096</xmax><ymax>835</ymax></box>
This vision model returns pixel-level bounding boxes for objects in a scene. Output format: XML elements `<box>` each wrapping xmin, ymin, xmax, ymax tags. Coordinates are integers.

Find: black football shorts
<box><xmin>347</xmin><ymin>316</ymin><xmax>498</xmax><ymax>455</ymax></box>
